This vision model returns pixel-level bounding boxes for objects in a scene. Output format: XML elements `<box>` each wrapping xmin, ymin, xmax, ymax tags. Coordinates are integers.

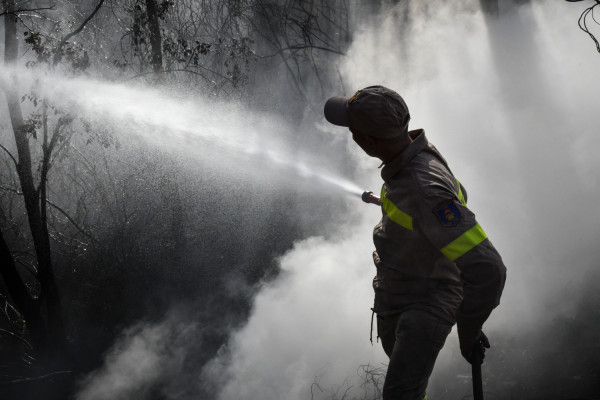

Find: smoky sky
<box><xmin>72</xmin><ymin>1</ymin><xmax>600</xmax><ymax>400</ymax></box>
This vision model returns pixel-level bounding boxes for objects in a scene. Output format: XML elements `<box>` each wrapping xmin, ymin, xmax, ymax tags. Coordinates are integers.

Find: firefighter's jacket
<box><xmin>372</xmin><ymin>129</ymin><xmax>506</xmax><ymax>333</ymax></box>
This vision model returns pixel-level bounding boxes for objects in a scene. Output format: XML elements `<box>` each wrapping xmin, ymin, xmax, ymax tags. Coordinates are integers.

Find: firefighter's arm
<box><xmin>454</xmin><ymin>237</ymin><xmax>506</xmax><ymax>362</ymax></box>
<box><xmin>417</xmin><ymin>196</ymin><xmax>506</xmax><ymax>362</ymax></box>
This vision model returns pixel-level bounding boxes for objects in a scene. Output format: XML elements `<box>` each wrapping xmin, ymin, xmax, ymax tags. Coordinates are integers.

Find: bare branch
<box><xmin>53</xmin><ymin>0</ymin><xmax>106</xmax><ymax>65</ymax></box>
<box><xmin>0</xmin><ymin>183</ymin><xmax>21</xmax><ymax>196</ymax></box>
<box><xmin>46</xmin><ymin>199</ymin><xmax>99</xmax><ymax>246</ymax></box>
<box><xmin>0</xmin><ymin>144</ymin><xmax>18</xmax><ymax>167</ymax></box>
<box><xmin>126</xmin><ymin>68</ymin><xmax>229</xmax><ymax>86</ymax></box>
<box><xmin>0</xmin><ymin>292</ymin><xmax>23</xmax><ymax>326</ymax></box>
<box><xmin>5</xmin><ymin>370</ymin><xmax>71</xmax><ymax>384</ymax></box>
<box><xmin>0</xmin><ymin>328</ymin><xmax>33</xmax><ymax>350</ymax></box>
<box><xmin>0</xmin><ymin>6</ymin><xmax>55</xmax><ymax>17</ymax></box>
<box><xmin>261</xmin><ymin>44</ymin><xmax>345</xmax><ymax>58</ymax></box>
<box><xmin>0</xmin><ymin>184</ymin><xmax>99</xmax><ymax>246</ymax></box>
<box><xmin>567</xmin><ymin>0</ymin><xmax>600</xmax><ymax>53</ymax></box>
<box><xmin>16</xmin><ymin>258</ymin><xmax>38</xmax><ymax>278</ymax></box>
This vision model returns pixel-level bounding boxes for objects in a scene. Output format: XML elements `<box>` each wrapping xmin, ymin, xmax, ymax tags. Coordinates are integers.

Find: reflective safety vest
<box><xmin>379</xmin><ymin>178</ymin><xmax>487</xmax><ymax>262</ymax></box>
<box><xmin>372</xmin><ymin>130</ymin><xmax>506</xmax><ymax>327</ymax></box>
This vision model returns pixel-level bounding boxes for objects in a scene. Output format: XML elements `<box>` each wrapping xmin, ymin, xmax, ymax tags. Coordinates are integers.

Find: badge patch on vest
<box><xmin>433</xmin><ymin>201</ymin><xmax>461</xmax><ymax>227</ymax></box>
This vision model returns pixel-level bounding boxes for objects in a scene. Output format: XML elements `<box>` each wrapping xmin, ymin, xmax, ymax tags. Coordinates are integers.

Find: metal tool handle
<box><xmin>471</xmin><ymin>343</ymin><xmax>484</xmax><ymax>400</ymax></box>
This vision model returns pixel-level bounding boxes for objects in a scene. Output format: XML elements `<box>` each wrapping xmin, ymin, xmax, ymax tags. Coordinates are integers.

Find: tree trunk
<box><xmin>2</xmin><ymin>0</ymin><xmax>68</xmax><ymax>366</ymax></box>
<box><xmin>0</xmin><ymin>228</ymin><xmax>46</xmax><ymax>347</ymax></box>
<box><xmin>146</xmin><ymin>0</ymin><xmax>163</xmax><ymax>73</ymax></box>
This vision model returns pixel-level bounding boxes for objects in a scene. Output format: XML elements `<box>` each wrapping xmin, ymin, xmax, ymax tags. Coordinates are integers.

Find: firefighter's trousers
<box><xmin>377</xmin><ymin>309</ymin><xmax>453</xmax><ymax>400</ymax></box>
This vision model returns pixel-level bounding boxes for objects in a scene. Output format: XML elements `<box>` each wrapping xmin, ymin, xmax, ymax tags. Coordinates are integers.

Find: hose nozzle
<box><xmin>361</xmin><ymin>191</ymin><xmax>381</xmax><ymax>206</ymax></box>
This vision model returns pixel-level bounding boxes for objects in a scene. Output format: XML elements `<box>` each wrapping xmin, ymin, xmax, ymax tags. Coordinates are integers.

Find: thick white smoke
<box><xmin>202</xmin><ymin>1</ymin><xmax>600</xmax><ymax>399</ymax></box>
<box><xmin>76</xmin><ymin>319</ymin><xmax>190</xmax><ymax>400</ymax></box>
<box><xmin>75</xmin><ymin>1</ymin><xmax>600</xmax><ymax>399</ymax></box>
<box><xmin>200</xmin><ymin>222</ymin><xmax>384</xmax><ymax>400</ymax></box>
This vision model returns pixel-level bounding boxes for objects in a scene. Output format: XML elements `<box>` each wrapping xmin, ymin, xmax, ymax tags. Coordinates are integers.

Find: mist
<box><xmin>2</xmin><ymin>0</ymin><xmax>599</xmax><ymax>399</ymax></box>
<box><xmin>198</xmin><ymin>1</ymin><xmax>600</xmax><ymax>399</ymax></box>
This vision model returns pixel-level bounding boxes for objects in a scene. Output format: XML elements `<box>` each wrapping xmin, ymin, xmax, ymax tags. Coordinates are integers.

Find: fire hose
<box><xmin>361</xmin><ymin>191</ymin><xmax>381</xmax><ymax>206</ymax></box>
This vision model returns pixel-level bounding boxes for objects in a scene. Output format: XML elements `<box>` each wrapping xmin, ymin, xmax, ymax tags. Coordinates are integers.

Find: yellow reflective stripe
<box><xmin>456</xmin><ymin>179</ymin><xmax>466</xmax><ymax>205</ymax></box>
<box><xmin>441</xmin><ymin>223</ymin><xmax>488</xmax><ymax>261</ymax></box>
<box><xmin>381</xmin><ymin>186</ymin><xmax>413</xmax><ymax>231</ymax></box>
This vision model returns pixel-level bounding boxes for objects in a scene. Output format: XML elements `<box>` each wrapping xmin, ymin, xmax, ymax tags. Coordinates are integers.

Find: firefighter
<box><xmin>324</xmin><ymin>86</ymin><xmax>506</xmax><ymax>400</ymax></box>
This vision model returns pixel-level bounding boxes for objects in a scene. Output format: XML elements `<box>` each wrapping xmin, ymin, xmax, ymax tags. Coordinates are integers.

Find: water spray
<box><xmin>361</xmin><ymin>191</ymin><xmax>381</xmax><ymax>206</ymax></box>
<box><xmin>2</xmin><ymin>68</ymin><xmax>370</xmax><ymax>199</ymax></box>
<box><xmin>3</xmin><ymin>68</ymin><xmax>387</xmax><ymax>207</ymax></box>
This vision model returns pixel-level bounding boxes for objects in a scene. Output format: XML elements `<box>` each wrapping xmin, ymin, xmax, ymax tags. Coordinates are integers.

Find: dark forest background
<box><xmin>1</xmin><ymin>1</ymin><xmax>599</xmax><ymax>399</ymax></box>
<box><xmin>2</xmin><ymin>1</ymin><xmax>353</xmax><ymax>398</ymax></box>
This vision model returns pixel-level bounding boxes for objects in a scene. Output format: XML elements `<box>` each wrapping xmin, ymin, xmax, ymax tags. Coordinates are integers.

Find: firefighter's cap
<box><xmin>324</xmin><ymin>85</ymin><xmax>410</xmax><ymax>139</ymax></box>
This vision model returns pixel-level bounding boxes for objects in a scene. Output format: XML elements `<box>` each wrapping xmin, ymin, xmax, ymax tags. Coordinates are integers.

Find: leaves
<box><xmin>18</xmin><ymin>117</ymin><xmax>41</xmax><ymax>140</ymax></box>
<box><xmin>22</xmin><ymin>29</ymin><xmax>91</xmax><ymax>72</ymax></box>
<box><xmin>23</xmin><ymin>31</ymin><xmax>51</xmax><ymax>63</ymax></box>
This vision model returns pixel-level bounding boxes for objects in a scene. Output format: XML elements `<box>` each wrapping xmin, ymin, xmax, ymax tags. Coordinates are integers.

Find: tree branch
<box><xmin>260</xmin><ymin>44</ymin><xmax>345</xmax><ymax>58</ymax></box>
<box><xmin>567</xmin><ymin>0</ymin><xmax>600</xmax><ymax>53</ymax></box>
<box><xmin>0</xmin><ymin>6</ymin><xmax>55</xmax><ymax>17</ymax></box>
<box><xmin>0</xmin><ymin>143</ymin><xmax>18</xmax><ymax>167</ymax></box>
<box><xmin>53</xmin><ymin>0</ymin><xmax>106</xmax><ymax>65</ymax></box>
<box><xmin>0</xmin><ymin>328</ymin><xmax>33</xmax><ymax>350</ymax></box>
<box><xmin>46</xmin><ymin>198</ymin><xmax>99</xmax><ymax>246</ymax></box>
<box><xmin>3</xmin><ymin>370</ymin><xmax>71</xmax><ymax>385</ymax></box>
<box><xmin>0</xmin><ymin>184</ymin><xmax>99</xmax><ymax>246</ymax></box>
<box><xmin>126</xmin><ymin>67</ymin><xmax>229</xmax><ymax>85</ymax></box>
<box><xmin>0</xmin><ymin>226</ymin><xmax>39</xmax><ymax>326</ymax></box>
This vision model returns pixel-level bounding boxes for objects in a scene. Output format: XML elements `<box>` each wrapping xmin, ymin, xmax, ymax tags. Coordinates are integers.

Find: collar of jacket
<box><xmin>381</xmin><ymin>129</ymin><xmax>427</xmax><ymax>182</ymax></box>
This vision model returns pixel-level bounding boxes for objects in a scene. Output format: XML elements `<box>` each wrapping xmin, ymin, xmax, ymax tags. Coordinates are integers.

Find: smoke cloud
<box><xmin>76</xmin><ymin>321</ymin><xmax>186</xmax><ymax>400</ymax></box>
<box><xmin>75</xmin><ymin>1</ymin><xmax>600</xmax><ymax>399</ymax></box>
<box><xmin>203</xmin><ymin>1</ymin><xmax>600</xmax><ymax>398</ymax></box>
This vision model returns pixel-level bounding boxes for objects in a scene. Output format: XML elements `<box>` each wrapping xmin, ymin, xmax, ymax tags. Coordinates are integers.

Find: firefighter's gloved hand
<box><xmin>458</xmin><ymin>326</ymin><xmax>490</xmax><ymax>364</ymax></box>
